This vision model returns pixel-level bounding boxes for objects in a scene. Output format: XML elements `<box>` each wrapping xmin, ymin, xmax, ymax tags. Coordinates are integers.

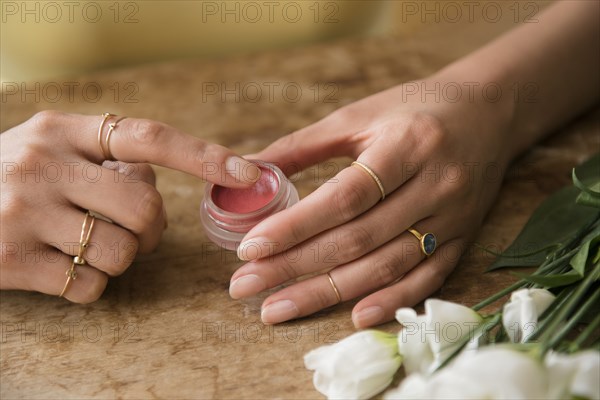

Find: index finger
<box><xmin>45</xmin><ymin>111</ymin><xmax>261</xmax><ymax>187</ymax></box>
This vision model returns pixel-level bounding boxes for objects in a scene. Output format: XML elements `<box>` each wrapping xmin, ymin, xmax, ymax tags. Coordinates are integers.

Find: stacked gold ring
<box><xmin>97</xmin><ymin>112</ymin><xmax>127</xmax><ymax>160</ymax></box>
<box><xmin>59</xmin><ymin>212</ymin><xmax>96</xmax><ymax>298</ymax></box>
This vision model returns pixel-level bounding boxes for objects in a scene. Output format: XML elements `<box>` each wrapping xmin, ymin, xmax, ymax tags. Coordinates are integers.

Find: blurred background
<box><xmin>2</xmin><ymin>0</ymin><xmax>547</xmax><ymax>82</ymax></box>
<box><xmin>2</xmin><ymin>0</ymin><xmax>394</xmax><ymax>82</ymax></box>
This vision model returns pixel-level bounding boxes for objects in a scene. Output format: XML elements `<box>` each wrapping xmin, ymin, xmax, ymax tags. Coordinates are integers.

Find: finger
<box><xmin>34</xmin><ymin>111</ymin><xmax>260</xmax><ymax>187</ymax></box>
<box><xmin>60</xmin><ymin>164</ymin><xmax>164</xmax><ymax>247</ymax></box>
<box><xmin>229</xmin><ymin>180</ymin><xmax>437</xmax><ymax>298</ymax></box>
<box><xmin>33</xmin><ymin>205</ymin><xmax>139</xmax><ymax>276</ymax></box>
<box><xmin>237</xmin><ymin>136</ymin><xmax>420</xmax><ymax>261</ymax></box>
<box><xmin>351</xmin><ymin>239</ymin><xmax>465</xmax><ymax>328</ymax></box>
<box><xmin>9</xmin><ymin>246</ymin><xmax>109</xmax><ymax>303</ymax></box>
<box><xmin>102</xmin><ymin>161</ymin><xmax>168</xmax><ymax>242</ymax></box>
<box><xmin>251</xmin><ymin>112</ymin><xmax>357</xmax><ymax>175</ymax></box>
<box><xmin>257</xmin><ymin>221</ymin><xmax>455</xmax><ymax>325</ymax></box>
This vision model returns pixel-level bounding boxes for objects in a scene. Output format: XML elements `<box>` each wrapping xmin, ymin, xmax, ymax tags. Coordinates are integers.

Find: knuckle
<box><xmin>188</xmin><ymin>140</ymin><xmax>208</xmax><ymax>164</ymax></box>
<box><xmin>277</xmin><ymin>258</ymin><xmax>301</xmax><ymax>282</ymax></box>
<box><xmin>330</xmin><ymin>181</ymin><xmax>370</xmax><ymax>222</ymax></box>
<box><xmin>370</xmin><ymin>254</ymin><xmax>402</xmax><ymax>286</ymax></box>
<box><xmin>334</xmin><ymin>226</ymin><xmax>374</xmax><ymax>262</ymax></box>
<box><xmin>411</xmin><ymin>113</ymin><xmax>448</xmax><ymax>155</ymax></box>
<box><xmin>106</xmin><ymin>232</ymin><xmax>139</xmax><ymax>276</ymax></box>
<box><xmin>17</xmin><ymin>142</ymin><xmax>50</xmax><ymax>167</ymax></box>
<box><xmin>136</xmin><ymin>163</ymin><xmax>156</xmax><ymax>184</ymax></box>
<box><xmin>28</xmin><ymin>110</ymin><xmax>62</xmax><ymax>132</ymax></box>
<box><xmin>0</xmin><ymin>192</ymin><xmax>27</xmax><ymax>221</ymax></box>
<box><xmin>130</xmin><ymin>119</ymin><xmax>163</xmax><ymax>147</ymax></box>
<box><xmin>312</xmin><ymin>284</ymin><xmax>336</xmax><ymax>309</ymax></box>
<box><xmin>77</xmin><ymin>272</ymin><xmax>108</xmax><ymax>303</ymax></box>
<box><xmin>134</xmin><ymin>186</ymin><xmax>163</xmax><ymax>231</ymax></box>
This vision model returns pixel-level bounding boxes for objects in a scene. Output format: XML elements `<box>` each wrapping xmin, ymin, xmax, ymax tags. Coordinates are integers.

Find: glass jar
<box><xmin>200</xmin><ymin>161</ymin><xmax>299</xmax><ymax>251</ymax></box>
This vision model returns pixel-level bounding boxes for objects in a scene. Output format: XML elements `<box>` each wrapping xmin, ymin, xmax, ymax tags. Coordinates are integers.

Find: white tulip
<box><xmin>395</xmin><ymin>299</ymin><xmax>483</xmax><ymax>375</ymax></box>
<box><xmin>304</xmin><ymin>330</ymin><xmax>402</xmax><ymax>400</ymax></box>
<box><xmin>545</xmin><ymin>350</ymin><xmax>600</xmax><ymax>399</ymax></box>
<box><xmin>502</xmin><ymin>288</ymin><xmax>555</xmax><ymax>343</ymax></box>
<box><xmin>385</xmin><ymin>347</ymin><xmax>549</xmax><ymax>400</ymax></box>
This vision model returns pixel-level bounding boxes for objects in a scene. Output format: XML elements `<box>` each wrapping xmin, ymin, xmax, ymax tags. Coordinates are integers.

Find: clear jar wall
<box><xmin>200</xmin><ymin>161</ymin><xmax>299</xmax><ymax>251</ymax></box>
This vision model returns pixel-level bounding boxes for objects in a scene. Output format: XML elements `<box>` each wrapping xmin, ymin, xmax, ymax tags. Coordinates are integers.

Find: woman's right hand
<box><xmin>0</xmin><ymin>110</ymin><xmax>260</xmax><ymax>302</ymax></box>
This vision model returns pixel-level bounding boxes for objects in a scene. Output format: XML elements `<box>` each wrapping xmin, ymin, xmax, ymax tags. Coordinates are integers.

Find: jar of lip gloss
<box><xmin>200</xmin><ymin>161</ymin><xmax>299</xmax><ymax>251</ymax></box>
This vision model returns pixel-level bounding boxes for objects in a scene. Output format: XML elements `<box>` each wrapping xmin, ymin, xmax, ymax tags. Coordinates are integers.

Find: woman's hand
<box><xmin>1</xmin><ymin>110</ymin><xmax>260</xmax><ymax>302</ymax></box>
<box><xmin>228</xmin><ymin>72</ymin><xmax>518</xmax><ymax>328</ymax></box>
<box><xmin>227</xmin><ymin>0</ymin><xmax>599</xmax><ymax>329</ymax></box>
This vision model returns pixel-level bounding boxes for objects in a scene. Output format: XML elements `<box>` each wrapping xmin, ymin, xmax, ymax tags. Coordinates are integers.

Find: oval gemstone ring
<box><xmin>407</xmin><ymin>227</ymin><xmax>437</xmax><ymax>257</ymax></box>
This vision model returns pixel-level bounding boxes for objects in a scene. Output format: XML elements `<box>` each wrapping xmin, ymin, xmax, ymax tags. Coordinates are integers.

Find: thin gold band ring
<box><xmin>326</xmin><ymin>272</ymin><xmax>342</xmax><ymax>304</ymax></box>
<box><xmin>351</xmin><ymin>161</ymin><xmax>386</xmax><ymax>201</ymax></box>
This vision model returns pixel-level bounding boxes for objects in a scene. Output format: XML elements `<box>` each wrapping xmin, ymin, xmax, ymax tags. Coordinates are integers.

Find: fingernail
<box><xmin>225</xmin><ymin>156</ymin><xmax>261</xmax><ymax>184</ymax></box>
<box><xmin>237</xmin><ymin>237</ymin><xmax>271</xmax><ymax>261</ymax></box>
<box><xmin>261</xmin><ymin>300</ymin><xmax>299</xmax><ymax>324</ymax></box>
<box><xmin>352</xmin><ymin>306</ymin><xmax>385</xmax><ymax>329</ymax></box>
<box><xmin>229</xmin><ymin>274</ymin><xmax>266</xmax><ymax>299</ymax></box>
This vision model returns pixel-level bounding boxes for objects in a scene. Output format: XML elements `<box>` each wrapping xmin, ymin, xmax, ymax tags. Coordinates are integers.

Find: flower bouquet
<box><xmin>304</xmin><ymin>154</ymin><xmax>600</xmax><ymax>399</ymax></box>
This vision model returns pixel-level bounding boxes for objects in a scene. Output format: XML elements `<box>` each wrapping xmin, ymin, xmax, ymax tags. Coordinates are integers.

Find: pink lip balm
<box><xmin>211</xmin><ymin>166</ymin><xmax>279</xmax><ymax>214</ymax></box>
<box><xmin>200</xmin><ymin>161</ymin><xmax>299</xmax><ymax>250</ymax></box>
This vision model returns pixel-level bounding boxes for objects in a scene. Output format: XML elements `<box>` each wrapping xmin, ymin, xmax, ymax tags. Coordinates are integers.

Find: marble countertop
<box><xmin>1</xmin><ymin>7</ymin><xmax>599</xmax><ymax>398</ymax></box>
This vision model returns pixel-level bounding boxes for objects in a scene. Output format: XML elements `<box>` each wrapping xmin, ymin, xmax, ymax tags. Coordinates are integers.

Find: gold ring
<box><xmin>59</xmin><ymin>212</ymin><xmax>96</xmax><ymax>298</ymax></box>
<box><xmin>97</xmin><ymin>113</ymin><xmax>115</xmax><ymax>160</ymax></box>
<box><xmin>105</xmin><ymin>116</ymin><xmax>127</xmax><ymax>161</ymax></box>
<box><xmin>407</xmin><ymin>227</ymin><xmax>437</xmax><ymax>257</ymax></box>
<box><xmin>326</xmin><ymin>272</ymin><xmax>342</xmax><ymax>304</ymax></box>
<box><xmin>351</xmin><ymin>161</ymin><xmax>386</xmax><ymax>201</ymax></box>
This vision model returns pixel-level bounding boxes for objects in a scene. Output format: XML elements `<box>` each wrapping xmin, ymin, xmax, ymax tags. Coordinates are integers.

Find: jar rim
<box><xmin>203</xmin><ymin>160</ymin><xmax>287</xmax><ymax>225</ymax></box>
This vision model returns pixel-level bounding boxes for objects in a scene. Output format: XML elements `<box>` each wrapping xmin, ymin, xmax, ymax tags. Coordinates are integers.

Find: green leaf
<box><xmin>577</xmin><ymin>191</ymin><xmax>600</xmax><ymax>208</ymax></box>
<box><xmin>488</xmin><ymin>154</ymin><xmax>600</xmax><ymax>271</ymax></box>
<box><xmin>570</xmin><ymin>240</ymin><xmax>591</xmax><ymax>276</ymax></box>
<box><xmin>572</xmin><ymin>169</ymin><xmax>600</xmax><ymax>197</ymax></box>
<box><xmin>512</xmin><ymin>271</ymin><xmax>583</xmax><ymax>288</ymax></box>
<box><xmin>488</xmin><ymin>187</ymin><xmax>599</xmax><ymax>270</ymax></box>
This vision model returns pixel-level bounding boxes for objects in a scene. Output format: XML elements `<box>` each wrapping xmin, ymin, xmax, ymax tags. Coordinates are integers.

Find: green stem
<box><xmin>572</xmin><ymin>312</ymin><xmax>600</xmax><ymax>350</ymax></box>
<box><xmin>528</xmin><ymin>285</ymin><xmax>575</xmax><ymax>341</ymax></box>
<box><xmin>473</xmin><ymin>249</ymin><xmax>578</xmax><ymax>312</ymax></box>
<box><xmin>546</xmin><ymin>287</ymin><xmax>600</xmax><ymax>350</ymax></box>
<box><xmin>472</xmin><ymin>280</ymin><xmax>527</xmax><ymax>311</ymax></box>
<box><xmin>539</xmin><ymin>263</ymin><xmax>600</xmax><ymax>355</ymax></box>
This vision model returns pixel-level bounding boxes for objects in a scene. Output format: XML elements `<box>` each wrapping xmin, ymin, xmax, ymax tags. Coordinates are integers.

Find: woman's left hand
<box><xmin>228</xmin><ymin>72</ymin><xmax>518</xmax><ymax>328</ymax></box>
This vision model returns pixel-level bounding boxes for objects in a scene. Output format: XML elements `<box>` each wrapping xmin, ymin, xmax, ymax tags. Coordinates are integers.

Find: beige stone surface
<box><xmin>1</xmin><ymin>3</ymin><xmax>599</xmax><ymax>398</ymax></box>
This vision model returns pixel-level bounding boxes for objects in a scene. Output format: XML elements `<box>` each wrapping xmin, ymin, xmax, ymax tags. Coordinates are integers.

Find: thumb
<box><xmin>249</xmin><ymin>115</ymin><xmax>357</xmax><ymax>176</ymax></box>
